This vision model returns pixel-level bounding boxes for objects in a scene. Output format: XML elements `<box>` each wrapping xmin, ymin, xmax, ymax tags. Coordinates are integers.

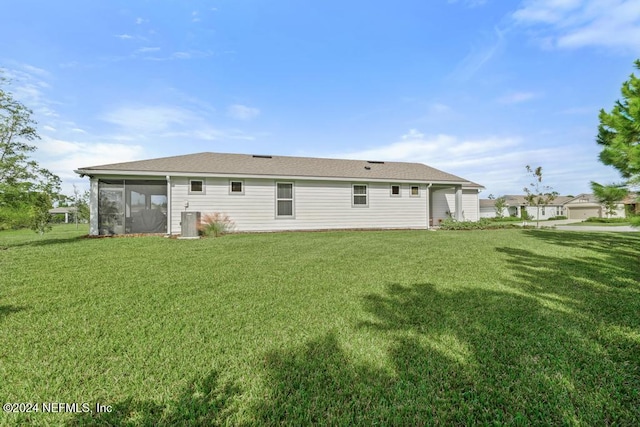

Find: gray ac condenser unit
<box><xmin>180</xmin><ymin>211</ymin><xmax>201</xmax><ymax>239</ymax></box>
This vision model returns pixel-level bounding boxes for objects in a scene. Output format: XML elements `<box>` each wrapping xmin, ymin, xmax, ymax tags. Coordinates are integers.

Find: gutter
<box><xmin>73</xmin><ymin>169</ymin><xmax>476</xmax><ymax>187</ymax></box>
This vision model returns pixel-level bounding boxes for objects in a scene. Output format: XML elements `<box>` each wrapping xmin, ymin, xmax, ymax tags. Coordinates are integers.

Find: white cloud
<box><xmin>498</xmin><ymin>91</ymin><xmax>539</xmax><ymax>104</ymax></box>
<box><xmin>100</xmin><ymin>104</ymin><xmax>256</xmax><ymax>142</ymax></box>
<box><xmin>512</xmin><ymin>0</ymin><xmax>640</xmax><ymax>52</ymax></box>
<box><xmin>140</xmin><ymin>50</ymin><xmax>213</xmax><ymax>61</ymax></box>
<box><xmin>102</xmin><ymin>106</ymin><xmax>194</xmax><ymax>133</ymax></box>
<box><xmin>335</xmin><ymin>130</ymin><xmax>521</xmax><ymax>166</ymax></box>
<box><xmin>4</xmin><ymin>64</ymin><xmax>58</xmax><ymax>118</ymax></box>
<box><xmin>450</xmin><ymin>27</ymin><xmax>506</xmax><ymax>81</ymax></box>
<box><xmin>135</xmin><ymin>47</ymin><xmax>161</xmax><ymax>54</ymax></box>
<box><xmin>330</xmin><ymin>128</ymin><xmax>619</xmax><ymax>195</ymax></box>
<box><xmin>21</xmin><ymin>64</ymin><xmax>50</xmax><ymax>78</ymax></box>
<box><xmin>428</xmin><ymin>103</ymin><xmax>453</xmax><ymax>114</ymax></box>
<box><xmin>36</xmin><ymin>136</ymin><xmax>145</xmax><ymax>191</ymax></box>
<box><xmin>115</xmin><ymin>34</ymin><xmax>134</xmax><ymax>40</ymax></box>
<box><xmin>227</xmin><ymin>104</ymin><xmax>261</xmax><ymax>120</ymax></box>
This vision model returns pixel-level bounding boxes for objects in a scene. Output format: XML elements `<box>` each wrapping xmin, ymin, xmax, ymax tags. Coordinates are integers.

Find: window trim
<box><xmin>410</xmin><ymin>185</ymin><xmax>420</xmax><ymax>197</ymax></box>
<box><xmin>352</xmin><ymin>183</ymin><xmax>369</xmax><ymax>208</ymax></box>
<box><xmin>276</xmin><ymin>182</ymin><xmax>294</xmax><ymax>218</ymax></box>
<box><xmin>229</xmin><ymin>180</ymin><xmax>244</xmax><ymax>195</ymax></box>
<box><xmin>390</xmin><ymin>184</ymin><xmax>401</xmax><ymax>197</ymax></box>
<box><xmin>189</xmin><ymin>179</ymin><xmax>205</xmax><ymax>195</ymax></box>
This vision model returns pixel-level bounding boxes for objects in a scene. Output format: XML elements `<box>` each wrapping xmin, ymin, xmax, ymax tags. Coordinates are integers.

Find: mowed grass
<box><xmin>1</xmin><ymin>225</ymin><xmax>639</xmax><ymax>425</ymax></box>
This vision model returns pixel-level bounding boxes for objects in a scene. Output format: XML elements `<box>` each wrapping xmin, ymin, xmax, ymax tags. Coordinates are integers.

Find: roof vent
<box><xmin>367</xmin><ymin>160</ymin><xmax>384</xmax><ymax>164</ymax></box>
<box><xmin>364</xmin><ymin>166</ymin><xmax>371</xmax><ymax>170</ymax></box>
<box><xmin>252</xmin><ymin>155</ymin><xmax>273</xmax><ymax>159</ymax></box>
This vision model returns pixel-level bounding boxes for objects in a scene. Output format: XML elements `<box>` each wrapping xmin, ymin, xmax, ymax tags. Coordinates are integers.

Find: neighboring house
<box><xmin>479</xmin><ymin>199</ymin><xmax>511</xmax><ymax>218</ymax></box>
<box><xmin>75</xmin><ymin>152</ymin><xmax>483</xmax><ymax>236</ymax></box>
<box><xmin>480</xmin><ymin>195</ymin><xmax>572</xmax><ymax>220</ymax></box>
<box><xmin>48</xmin><ymin>206</ymin><xmax>77</xmax><ymax>223</ymax></box>
<box><xmin>481</xmin><ymin>193</ymin><xmax>631</xmax><ymax>221</ymax></box>
<box><xmin>564</xmin><ymin>193</ymin><xmax>625</xmax><ymax>220</ymax></box>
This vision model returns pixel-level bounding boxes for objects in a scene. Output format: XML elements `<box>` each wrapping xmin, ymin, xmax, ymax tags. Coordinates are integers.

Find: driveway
<box><xmin>519</xmin><ymin>219</ymin><xmax>578</xmax><ymax>227</ymax></box>
<box><xmin>555</xmin><ymin>225</ymin><xmax>639</xmax><ymax>232</ymax></box>
<box><xmin>519</xmin><ymin>219</ymin><xmax>639</xmax><ymax>232</ymax></box>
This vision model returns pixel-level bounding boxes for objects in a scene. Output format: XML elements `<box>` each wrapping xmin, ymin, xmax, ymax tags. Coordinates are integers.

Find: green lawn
<box><xmin>1</xmin><ymin>225</ymin><xmax>639</xmax><ymax>425</ymax></box>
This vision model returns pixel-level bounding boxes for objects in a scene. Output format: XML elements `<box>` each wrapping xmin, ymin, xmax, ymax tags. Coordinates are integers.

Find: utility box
<box><xmin>180</xmin><ymin>211</ymin><xmax>201</xmax><ymax>239</ymax></box>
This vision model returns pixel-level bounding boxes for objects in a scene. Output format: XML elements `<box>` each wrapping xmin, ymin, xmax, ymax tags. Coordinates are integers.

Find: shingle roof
<box><xmin>76</xmin><ymin>152</ymin><xmax>483</xmax><ymax>186</ymax></box>
<box><xmin>479</xmin><ymin>199</ymin><xmax>496</xmax><ymax>208</ymax></box>
<box><xmin>564</xmin><ymin>193</ymin><xmax>598</xmax><ymax>204</ymax></box>
<box><xmin>503</xmin><ymin>195</ymin><xmax>574</xmax><ymax>206</ymax></box>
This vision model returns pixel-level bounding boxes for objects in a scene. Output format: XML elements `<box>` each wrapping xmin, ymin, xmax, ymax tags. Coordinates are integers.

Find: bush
<box><xmin>584</xmin><ymin>217</ymin><xmax>628</xmax><ymax>223</ymax></box>
<box><xmin>487</xmin><ymin>216</ymin><xmax>521</xmax><ymax>222</ymax></box>
<box><xmin>0</xmin><ymin>206</ymin><xmax>31</xmax><ymax>230</ymax></box>
<box><xmin>439</xmin><ymin>218</ymin><xmax>521</xmax><ymax>230</ymax></box>
<box><xmin>548</xmin><ymin>215</ymin><xmax>567</xmax><ymax>220</ymax></box>
<box><xmin>198</xmin><ymin>213</ymin><xmax>235</xmax><ymax>237</ymax></box>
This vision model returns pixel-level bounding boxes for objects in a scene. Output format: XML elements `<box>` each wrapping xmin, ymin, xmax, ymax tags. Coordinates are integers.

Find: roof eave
<box><xmin>74</xmin><ymin>168</ymin><xmax>475</xmax><ymax>186</ymax></box>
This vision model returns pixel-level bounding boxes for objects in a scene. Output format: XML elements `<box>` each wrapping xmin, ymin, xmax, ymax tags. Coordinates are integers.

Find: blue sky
<box><xmin>2</xmin><ymin>0</ymin><xmax>639</xmax><ymax>197</ymax></box>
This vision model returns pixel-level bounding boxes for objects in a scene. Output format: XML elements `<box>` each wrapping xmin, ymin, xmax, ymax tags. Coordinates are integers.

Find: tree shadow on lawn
<box><xmin>253</xmin><ymin>230</ymin><xmax>640</xmax><ymax>424</ymax></box>
<box><xmin>254</xmin><ymin>282</ymin><xmax>638</xmax><ymax>425</ymax></box>
<box><xmin>67</xmin><ymin>370</ymin><xmax>242</xmax><ymax>426</ymax></box>
<box><xmin>66</xmin><ymin>230</ymin><xmax>640</xmax><ymax>425</ymax></box>
<box><xmin>0</xmin><ymin>304</ymin><xmax>25</xmax><ymax>321</ymax></box>
<box><xmin>509</xmin><ymin>230</ymin><xmax>640</xmax><ymax>322</ymax></box>
<box><xmin>525</xmin><ymin>229</ymin><xmax>640</xmax><ymax>262</ymax></box>
<box><xmin>1</xmin><ymin>234</ymin><xmax>87</xmax><ymax>249</ymax></box>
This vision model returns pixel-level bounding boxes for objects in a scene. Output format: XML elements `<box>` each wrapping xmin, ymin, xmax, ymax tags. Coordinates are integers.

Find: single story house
<box><xmin>564</xmin><ymin>193</ymin><xmax>625</xmax><ymax>219</ymax></box>
<box><xmin>75</xmin><ymin>152</ymin><xmax>483</xmax><ymax>236</ymax></box>
<box><xmin>480</xmin><ymin>195</ymin><xmax>573</xmax><ymax>220</ymax></box>
<box><xmin>48</xmin><ymin>206</ymin><xmax>78</xmax><ymax>223</ymax></box>
<box><xmin>480</xmin><ymin>192</ymin><xmax>632</xmax><ymax>220</ymax></box>
<box><xmin>479</xmin><ymin>199</ymin><xmax>499</xmax><ymax>218</ymax></box>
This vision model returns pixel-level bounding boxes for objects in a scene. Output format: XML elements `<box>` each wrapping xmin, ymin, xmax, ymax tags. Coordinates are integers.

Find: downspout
<box><xmin>455</xmin><ymin>185</ymin><xmax>463</xmax><ymax>221</ymax></box>
<box><xmin>426</xmin><ymin>183</ymin><xmax>432</xmax><ymax>229</ymax></box>
<box><xmin>166</xmin><ymin>175</ymin><xmax>171</xmax><ymax>235</ymax></box>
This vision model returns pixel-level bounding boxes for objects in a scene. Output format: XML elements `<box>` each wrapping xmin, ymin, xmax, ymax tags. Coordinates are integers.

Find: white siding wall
<box><xmin>170</xmin><ymin>178</ymin><xmax>430</xmax><ymax>233</ymax></box>
<box><xmin>523</xmin><ymin>205</ymin><xmax>564</xmax><ymax>220</ymax></box>
<box><xmin>431</xmin><ymin>189</ymin><xmax>479</xmax><ymax>224</ymax></box>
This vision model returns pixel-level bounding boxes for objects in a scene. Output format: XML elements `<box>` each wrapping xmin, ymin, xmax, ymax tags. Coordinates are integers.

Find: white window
<box><xmin>230</xmin><ymin>180</ymin><xmax>244</xmax><ymax>194</ymax></box>
<box><xmin>390</xmin><ymin>185</ymin><xmax>401</xmax><ymax>197</ymax></box>
<box><xmin>276</xmin><ymin>183</ymin><xmax>294</xmax><ymax>217</ymax></box>
<box><xmin>410</xmin><ymin>186</ymin><xmax>420</xmax><ymax>197</ymax></box>
<box><xmin>353</xmin><ymin>184</ymin><xmax>368</xmax><ymax>207</ymax></box>
<box><xmin>189</xmin><ymin>179</ymin><xmax>205</xmax><ymax>194</ymax></box>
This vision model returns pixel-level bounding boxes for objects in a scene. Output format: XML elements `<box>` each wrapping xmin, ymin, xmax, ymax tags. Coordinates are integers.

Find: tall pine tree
<box><xmin>597</xmin><ymin>60</ymin><xmax>640</xmax><ymax>185</ymax></box>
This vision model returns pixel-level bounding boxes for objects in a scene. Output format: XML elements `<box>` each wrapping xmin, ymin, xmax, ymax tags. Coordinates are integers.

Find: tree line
<box><xmin>0</xmin><ymin>72</ymin><xmax>87</xmax><ymax>234</ymax></box>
